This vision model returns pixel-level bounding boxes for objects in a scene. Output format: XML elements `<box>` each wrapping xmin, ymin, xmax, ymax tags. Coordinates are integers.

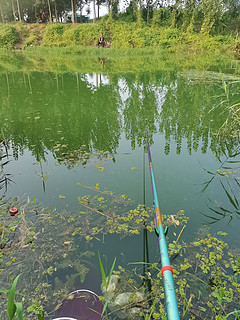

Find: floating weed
<box><xmin>217</xmin><ymin>169</ymin><xmax>238</xmax><ymax>177</ymax></box>
<box><xmin>27</xmin><ymin>300</ymin><xmax>44</xmax><ymax>320</ymax></box>
<box><xmin>1</xmin><ymin>187</ymin><xmax>238</xmax><ymax>319</ymax></box>
<box><xmin>58</xmin><ymin>195</ymin><xmax>66</xmax><ymax>199</ymax></box>
<box><xmin>0</xmin><ymin>190</ymin><xmax>179</xmax><ymax>315</ymax></box>
<box><xmin>55</xmin><ymin>145</ymin><xmax>112</xmax><ymax>170</ymax></box>
<box><xmin>94</xmin><ymin>164</ymin><xmax>105</xmax><ymax>172</ymax></box>
<box><xmin>113</xmin><ymin>230</ymin><xmax>240</xmax><ymax>320</ymax></box>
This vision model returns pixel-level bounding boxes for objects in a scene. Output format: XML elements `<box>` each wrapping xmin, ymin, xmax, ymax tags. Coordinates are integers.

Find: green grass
<box><xmin>0</xmin><ymin>44</ymin><xmax>237</xmax><ymax>76</ymax></box>
<box><xmin>98</xmin><ymin>251</ymin><xmax>116</xmax><ymax>290</ymax></box>
<box><xmin>0</xmin><ymin>275</ymin><xmax>23</xmax><ymax>320</ymax></box>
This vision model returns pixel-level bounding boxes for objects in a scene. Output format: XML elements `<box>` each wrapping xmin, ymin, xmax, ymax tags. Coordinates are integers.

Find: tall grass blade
<box><xmin>101</xmin><ymin>301</ymin><xmax>108</xmax><ymax>318</ymax></box>
<box><xmin>202</xmin><ymin>213</ymin><xmax>220</xmax><ymax>221</ymax></box>
<box><xmin>200</xmin><ymin>176</ymin><xmax>214</xmax><ymax>193</ymax></box>
<box><xmin>149</xmin><ymin>296</ymin><xmax>157</xmax><ymax>318</ymax></box>
<box><xmin>7</xmin><ymin>274</ymin><xmax>21</xmax><ymax>320</ymax></box>
<box><xmin>106</xmin><ymin>257</ymin><xmax>116</xmax><ymax>288</ymax></box>
<box><xmin>220</xmin><ymin>181</ymin><xmax>238</xmax><ymax>209</ymax></box>
<box><xmin>0</xmin><ymin>289</ymin><xmax>9</xmax><ymax>293</ymax></box>
<box><xmin>15</xmin><ymin>302</ymin><xmax>23</xmax><ymax>320</ymax></box>
<box><xmin>208</xmin><ymin>207</ymin><xmax>225</xmax><ymax>216</ymax></box>
<box><xmin>98</xmin><ymin>251</ymin><xmax>107</xmax><ymax>288</ymax></box>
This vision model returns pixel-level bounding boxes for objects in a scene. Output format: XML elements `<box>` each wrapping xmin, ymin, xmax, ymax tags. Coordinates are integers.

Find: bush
<box><xmin>145</xmin><ymin>27</ymin><xmax>182</xmax><ymax>48</ymax></box>
<box><xmin>42</xmin><ymin>23</ymin><xmax>103</xmax><ymax>47</ymax></box>
<box><xmin>0</xmin><ymin>25</ymin><xmax>18</xmax><ymax>49</ymax></box>
<box><xmin>182</xmin><ymin>32</ymin><xmax>235</xmax><ymax>53</ymax></box>
<box><xmin>62</xmin><ymin>24</ymin><xmax>102</xmax><ymax>46</ymax></box>
<box><xmin>24</xmin><ymin>33</ymin><xmax>39</xmax><ymax>48</ymax></box>
<box><xmin>111</xmin><ymin>23</ymin><xmax>181</xmax><ymax>49</ymax></box>
<box><xmin>111</xmin><ymin>23</ymin><xmax>133</xmax><ymax>48</ymax></box>
<box><xmin>40</xmin><ymin>21</ymin><xmax>235</xmax><ymax>53</ymax></box>
<box><xmin>111</xmin><ymin>23</ymin><xmax>147</xmax><ymax>48</ymax></box>
<box><xmin>42</xmin><ymin>23</ymin><xmax>70</xmax><ymax>46</ymax></box>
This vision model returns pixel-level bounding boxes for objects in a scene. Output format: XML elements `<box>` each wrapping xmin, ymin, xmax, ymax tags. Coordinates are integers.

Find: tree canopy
<box><xmin>0</xmin><ymin>0</ymin><xmax>239</xmax><ymax>35</ymax></box>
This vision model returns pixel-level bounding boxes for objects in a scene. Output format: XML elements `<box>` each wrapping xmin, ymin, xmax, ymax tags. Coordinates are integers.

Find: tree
<box><xmin>47</xmin><ymin>0</ymin><xmax>52</xmax><ymax>22</ymax></box>
<box><xmin>112</xmin><ymin>0</ymin><xmax>119</xmax><ymax>19</ymax></box>
<box><xmin>93</xmin><ymin>0</ymin><xmax>96</xmax><ymax>22</ymax></box>
<box><xmin>10</xmin><ymin>0</ymin><xmax>17</xmax><ymax>21</ymax></box>
<box><xmin>182</xmin><ymin>0</ymin><xmax>196</xmax><ymax>31</ymax></box>
<box><xmin>200</xmin><ymin>0</ymin><xmax>224</xmax><ymax>33</ymax></box>
<box><xmin>54</xmin><ymin>0</ymin><xmax>58</xmax><ymax>21</ymax></box>
<box><xmin>71</xmin><ymin>0</ymin><xmax>76</xmax><ymax>22</ymax></box>
<box><xmin>16</xmin><ymin>0</ymin><xmax>22</xmax><ymax>21</ymax></box>
<box><xmin>0</xmin><ymin>0</ymin><xmax>5</xmax><ymax>23</ymax></box>
<box><xmin>144</xmin><ymin>0</ymin><xmax>154</xmax><ymax>23</ymax></box>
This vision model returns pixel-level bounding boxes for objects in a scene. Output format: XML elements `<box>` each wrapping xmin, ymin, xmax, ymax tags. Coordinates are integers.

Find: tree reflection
<box><xmin>0</xmin><ymin>138</ymin><xmax>12</xmax><ymax>198</ymax></box>
<box><xmin>0</xmin><ymin>70</ymin><xmax>239</xmax><ymax>164</ymax></box>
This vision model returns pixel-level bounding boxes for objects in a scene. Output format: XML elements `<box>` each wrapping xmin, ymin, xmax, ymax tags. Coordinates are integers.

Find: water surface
<box><xmin>0</xmin><ymin>54</ymin><xmax>239</xmax><ymax>316</ymax></box>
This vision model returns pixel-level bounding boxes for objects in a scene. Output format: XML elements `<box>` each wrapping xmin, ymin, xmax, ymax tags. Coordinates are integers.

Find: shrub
<box><xmin>39</xmin><ymin>21</ymin><xmax>235</xmax><ymax>53</ymax></box>
<box><xmin>24</xmin><ymin>33</ymin><xmax>39</xmax><ymax>48</ymax></box>
<box><xmin>0</xmin><ymin>25</ymin><xmax>18</xmax><ymax>49</ymax></box>
<box><xmin>111</xmin><ymin>23</ymin><xmax>133</xmax><ymax>48</ymax></box>
<box><xmin>111</xmin><ymin>23</ymin><xmax>146</xmax><ymax>48</ymax></box>
<box><xmin>62</xmin><ymin>24</ymin><xmax>102</xmax><ymax>46</ymax></box>
<box><xmin>182</xmin><ymin>32</ymin><xmax>234</xmax><ymax>53</ymax></box>
<box><xmin>141</xmin><ymin>27</ymin><xmax>181</xmax><ymax>48</ymax></box>
<box><xmin>42</xmin><ymin>23</ymin><xmax>70</xmax><ymax>46</ymax></box>
<box><xmin>151</xmin><ymin>8</ymin><xmax>171</xmax><ymax>28</ymax></box>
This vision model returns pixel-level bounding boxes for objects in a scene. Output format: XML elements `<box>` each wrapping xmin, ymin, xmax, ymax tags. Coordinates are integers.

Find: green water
<box><xmin>0</xmin><ymin>53</ymin><xmax>239</xmax><ymax>317</ymax></box>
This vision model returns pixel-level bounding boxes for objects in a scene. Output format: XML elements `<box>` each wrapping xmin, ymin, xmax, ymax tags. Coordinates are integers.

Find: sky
<box><xmin>82</xmin><ymin>0</ymin><xmax>128</xmax><ymax>19</ymax></box>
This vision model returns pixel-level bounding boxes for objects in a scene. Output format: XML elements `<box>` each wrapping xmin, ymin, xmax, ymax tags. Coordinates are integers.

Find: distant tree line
<box><xmin>0</xmin><ymin>0</ymin><xmax>239</xmax><ymax>34</ymax></box>
<box><xmin>0</xmin><ymin>0</ymin><xmax>112</xmax><ymax>23</ymax></box>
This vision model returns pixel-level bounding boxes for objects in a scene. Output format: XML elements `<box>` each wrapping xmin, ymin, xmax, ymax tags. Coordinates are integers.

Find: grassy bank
<box><xmin>0</xmin><ymin>22</ymin><xmax>239</xmax><ymax>57</ymax></box>
<box><xmin>1</xmin><ymin>45</ymin><xmax>240</xmax><ymax>76</ymax></box>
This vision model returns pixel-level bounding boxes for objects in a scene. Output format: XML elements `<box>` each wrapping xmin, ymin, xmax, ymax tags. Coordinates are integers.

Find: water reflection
<box><xmin>0</xmin><ymin>139</ymin><xmax>12</xmax><ymax>198</ymax></box>
<box><xmin>0</xmin><ymin>69</ymin><xmax>239</xmax><ymax>226</ymax></box>
<box><xmin>0</xmin><ymin>71</ymin><xmax>239</xmax><ymax>162</ymax></box>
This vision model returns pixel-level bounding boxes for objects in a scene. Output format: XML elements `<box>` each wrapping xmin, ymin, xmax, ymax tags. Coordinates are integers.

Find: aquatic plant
<box><xmin>27</xmin><ymin>301</ymin><xmax>44</xmax><ymax>320</ymax></box>
<box><xmin>98</xmin><ymin>251</ymin><xmax>116</xmax><ymax>290</ymax></box>
<box><xmin>0</xmin><ymin>183</ymin><xmax>186</xmax><ymax>317</ymax></box>
<box><xmin>201</xmin><ymin>146</ymin><xmax>240</xmax><ymax>224</ymax></box>
<box><xmin>0</xmin><ymin>173</ymin><xmax>239</xmax><ymax>320</ymax></box>
<box><xmin>101</xmin><ymin>230</ymin><xmax>240</xmax><ymax>319</ymax></box>
<box><xmin>0</xmin><ymin>191</ymin><xmax>239</xmax><ymax>319</ymax></box>
<box><xmin>213</xmin><ymin>80</ymin><xmax>240</xmax><ymax>139</ymax></box>
<box><xmin>0</xmin><ymin>275</ymin><xmax>23</xmax><ymax>320</ymax></box>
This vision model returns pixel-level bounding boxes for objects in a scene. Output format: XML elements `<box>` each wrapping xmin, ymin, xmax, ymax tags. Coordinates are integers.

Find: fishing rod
<box><xmin>146</xmin><ymin>140</ymin><xmax>180</xmax><ymax>320</ymax></box>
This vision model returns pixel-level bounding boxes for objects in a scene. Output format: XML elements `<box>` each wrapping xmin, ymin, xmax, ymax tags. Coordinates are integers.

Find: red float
<box><xmin>9</xmin><ymin>207</ymin><xmax>18</xmax><ymax>216</ymax></box>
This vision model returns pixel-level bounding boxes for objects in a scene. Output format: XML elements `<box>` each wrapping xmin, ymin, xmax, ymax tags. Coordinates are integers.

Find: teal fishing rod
<box><xmin>146</xmin><ymin>141</ymin><xmax>180</xmax><ymax>320</ymax></box>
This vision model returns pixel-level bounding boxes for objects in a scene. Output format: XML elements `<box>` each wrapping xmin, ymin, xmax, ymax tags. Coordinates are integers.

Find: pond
<box><xmin>0</xmin><ymin>52</ymin><xmax>239</xmax><ymax>319</ymax></box>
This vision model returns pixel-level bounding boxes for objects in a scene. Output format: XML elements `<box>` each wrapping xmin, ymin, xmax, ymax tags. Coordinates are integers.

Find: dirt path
<box><xmin>14</xmin><ymin>23</ymin><xmax>47</xmax><ymax>49</ymax></box>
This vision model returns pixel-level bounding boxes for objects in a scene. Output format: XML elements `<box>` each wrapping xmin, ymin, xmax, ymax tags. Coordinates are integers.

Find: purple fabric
<box><xmin>54</xmin><ymin>290</ymin><xmax>104</xmax><ymax>320</ymax></box>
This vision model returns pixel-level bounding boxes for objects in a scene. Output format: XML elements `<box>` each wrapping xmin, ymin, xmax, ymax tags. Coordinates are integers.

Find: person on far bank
<box><xmin>41</xmin><ymin>11</ymin><xmax>45</xmax><ymax>23</ymax></box>
<box><xmin>98</xmin><ymin>33</ymin><xmax>105</xmax><ymax>48</ymax></box>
